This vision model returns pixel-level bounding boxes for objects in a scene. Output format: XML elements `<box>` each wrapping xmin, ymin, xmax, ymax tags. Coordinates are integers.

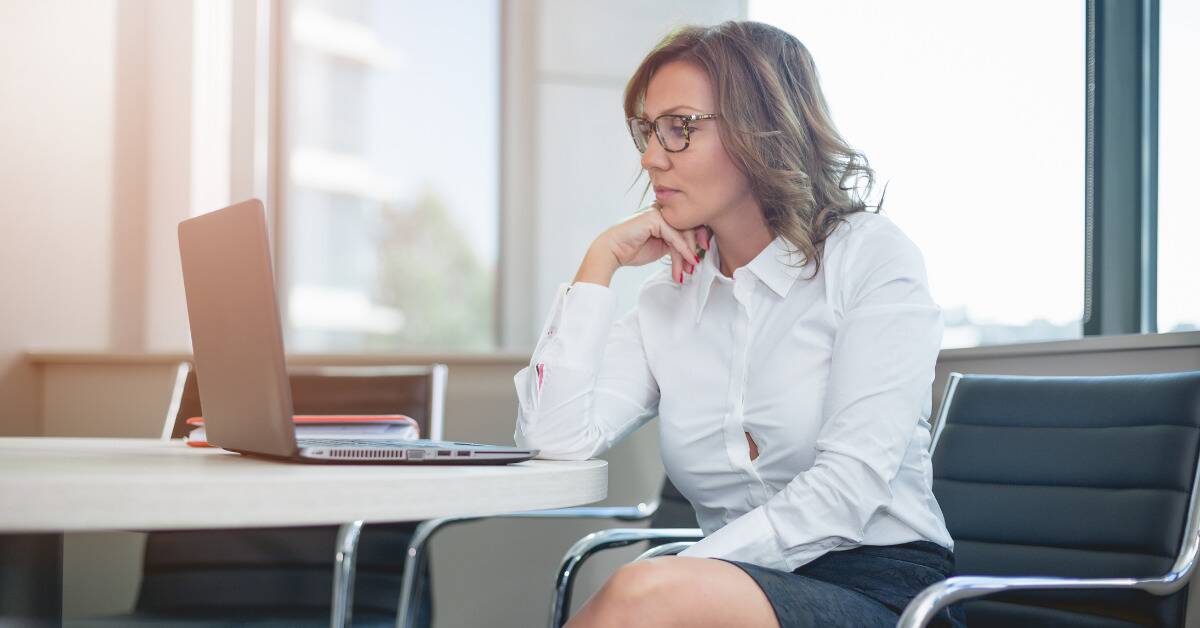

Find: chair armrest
<box><xmin>634</xmin><ymin>541</ymin><xmax>696</xmax><ymax>561</ymax></box>
<box><xmin>394</xmin><ymin>501</ymin><xmax>661</xmax><ymax>628</ymax></box>
<box><xmin>497</xmin><ymin>499</ymin><xmax>660</xmax><ymax>522</ymax></box>
<box><xmin>897</xmin><ymin>574</ymin><xmax>1187</xmax><ymax>628</ymax></box>
<box><xmin>550</xmin><ymin>528</ymin><xmax>704</xmax><ymax>628</ymax></box>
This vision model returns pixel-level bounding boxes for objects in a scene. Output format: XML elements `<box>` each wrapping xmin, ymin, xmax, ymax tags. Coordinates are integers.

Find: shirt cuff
<box><xmin>677</xmin><ymin>507</ymin><xmax>788</xmax><ymax>571</ymax></box>
<box><xmin>534</xmin><ymin>282</ymin><xmax>617</xmax><ymax>372</ymax></box>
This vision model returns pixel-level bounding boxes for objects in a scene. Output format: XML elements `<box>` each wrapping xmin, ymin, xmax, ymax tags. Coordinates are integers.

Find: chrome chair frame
<box><xmin>160</xmin><ymin>361</ymin><xmax>193</xmax><ymax>440</ymax></box>
<box><xmin>897</xmin><ymin>371</ymin><xmax>1200</xmax><ymax>627</ymax></box>
<box><xmin>332</xmin><ymin>521</ymin><xmax>365</xmax><ymax>628</ymax></box>
<box><xmin>160</xmin><ymin>361</ymin><xmax>449</xmax><ymax>628</ymax></box>
<box><xmin>634</xmin><ymin>541</ymin><xmax>697</xmax><ymax>562</ymax></box>
<box><xmin>392</xmin><ymin>500</ymin><xmax>661</xmax><ymax>628</ymax></box>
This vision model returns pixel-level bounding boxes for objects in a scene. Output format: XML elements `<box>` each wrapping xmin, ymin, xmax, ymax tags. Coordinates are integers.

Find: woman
<box><xmin>514</xmin><ymin>21</ymin><xmax>965</xmax><ymax>628</ymax></box>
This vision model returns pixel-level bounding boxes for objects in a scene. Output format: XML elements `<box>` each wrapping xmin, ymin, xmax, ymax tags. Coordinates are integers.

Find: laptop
<box><xmin>178</xmin><ymin>198</ymin><xmax>538</xmax><ymax>464</ymax></box>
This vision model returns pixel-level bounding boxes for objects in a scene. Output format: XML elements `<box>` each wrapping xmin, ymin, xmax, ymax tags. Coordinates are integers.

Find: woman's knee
<box><xmin>596</xmin><ymin>558</ymin><xmax>684</xmax><ymax>616</ymax></box>
<box><xmin>608</xmin><ymin>559</ymin><xmax>679</xmax><ymax>598</ymax></box>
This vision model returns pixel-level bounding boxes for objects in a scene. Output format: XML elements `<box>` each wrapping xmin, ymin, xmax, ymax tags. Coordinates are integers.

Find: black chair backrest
<box><xmin>932</xmin><ymin>371</ymin><xmax>1200</xmax><ymax>627</ymax></box>
<box><xmin>141</xmin><ymin>364</ymin><xmax>444</xmax><ymax>619</ymax></box>
<box><xmin>649</xmin><ymin>475</ymin><xmax>699</xmax><ymax>529</ymax></box>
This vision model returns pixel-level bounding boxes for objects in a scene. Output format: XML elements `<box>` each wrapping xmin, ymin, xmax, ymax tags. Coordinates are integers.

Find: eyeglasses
<box><xmin>627</xmin><ymin>113</ymin><xmax>719</xmax><ymax>153</ymax></box>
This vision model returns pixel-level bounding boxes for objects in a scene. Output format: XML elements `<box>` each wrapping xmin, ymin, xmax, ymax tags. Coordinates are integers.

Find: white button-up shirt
<box><xmin>513</xmin><ymin>211</ymin><xmax>953</xmax><ymax>572</ymax></box>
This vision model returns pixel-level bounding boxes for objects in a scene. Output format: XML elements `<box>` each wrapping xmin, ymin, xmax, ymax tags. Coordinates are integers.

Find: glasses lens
<box><xmin>656</xmin><ymin>116</ymin><xmax>688</xmax><ymax>151</ymax></box>
<box><xmin>628</xmin><ymin>118</ymin><xmax>650</xmax><ymax>153</ymax></box>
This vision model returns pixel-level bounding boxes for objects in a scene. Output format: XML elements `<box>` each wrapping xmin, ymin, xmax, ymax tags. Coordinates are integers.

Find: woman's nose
<box><xmin>640</xmin><ymin>135</ymin><xmax>671</xmax><ymax>172</ymax></box>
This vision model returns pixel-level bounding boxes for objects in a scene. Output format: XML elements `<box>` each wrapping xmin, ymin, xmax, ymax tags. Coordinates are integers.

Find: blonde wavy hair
<box><xmin>624</xmin><ymin>20</ymin><xmax>883</xmax><ymax>280</ymax></box>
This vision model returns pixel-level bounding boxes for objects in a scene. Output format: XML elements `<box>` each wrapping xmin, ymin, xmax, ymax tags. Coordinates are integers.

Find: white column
<box><xmin>499</xmin><ymin>0</ymin><xmax>743</xmax><ymax>350</ymax></box>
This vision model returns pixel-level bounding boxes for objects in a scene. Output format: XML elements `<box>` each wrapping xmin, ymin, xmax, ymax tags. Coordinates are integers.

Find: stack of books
<box><xmin>183</xmin><ymin>415</ymin><xmax>419</xmax><ymax>447</ymax></box>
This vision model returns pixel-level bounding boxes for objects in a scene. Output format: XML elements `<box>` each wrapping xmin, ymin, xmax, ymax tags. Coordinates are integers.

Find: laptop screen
<box><xmin>178</xmin><ymin>199</ymin><xmax>298</xmax><ymax>457</ymax></box>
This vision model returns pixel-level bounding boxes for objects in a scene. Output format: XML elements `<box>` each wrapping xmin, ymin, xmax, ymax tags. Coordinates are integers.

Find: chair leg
<box><xmin>550</xmin><ymin>532</ymin><xmax>632</xmax><ymax>628</ymax></box>
<box><xmin>549</xmin><ymin>538</ymin><xmax>592</xmax><ymax>628</ymax></box>
<box><xmin>395</xmin><ymin>517</ymin><xmax>477</xmax><ymax>628</ymax></box>
<box><xmin>333</xmin><ymin>521</ymin><xmax>365</xmax><ymax>628</ymax></box>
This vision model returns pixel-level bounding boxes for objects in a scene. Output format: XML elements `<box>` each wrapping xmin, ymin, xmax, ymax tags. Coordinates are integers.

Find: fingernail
<box><xmin>693</xmin><ymin>254</ymin><xmax>700</xmax><ymax>264</ymax></box>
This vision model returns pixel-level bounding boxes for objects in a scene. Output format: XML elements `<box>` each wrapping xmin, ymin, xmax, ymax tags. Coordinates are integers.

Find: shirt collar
<box><xmin>747</xmin><ymin>236</ymin><xmax>809</xmax><ymax>298</ymax></box>
<box><xmin>693</xmin><ymin>236</ymin><xmax>808</xmax><ymax>323</ymax></box>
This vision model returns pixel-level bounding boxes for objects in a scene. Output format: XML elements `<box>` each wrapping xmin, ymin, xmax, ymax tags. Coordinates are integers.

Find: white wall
<box><xmin>0</xmin><ymin>0</ymin><xmax>118</xmax><ymax>435</ymax></box>
<box><xmin>0</xmin><ymin>0</ymin><xmax>250</xmax><ymax>435</ymax></box>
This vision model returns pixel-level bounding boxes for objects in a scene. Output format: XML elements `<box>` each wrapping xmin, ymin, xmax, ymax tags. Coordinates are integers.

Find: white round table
<box><xmin>0</xmin><ymin>437</ymin><xmax>607</xmax><ymax>624</ymax></box>
<box><xmin>0</xmin><ymin>437</ymin><xmax>607</xmax><ymax>531</ymax></box>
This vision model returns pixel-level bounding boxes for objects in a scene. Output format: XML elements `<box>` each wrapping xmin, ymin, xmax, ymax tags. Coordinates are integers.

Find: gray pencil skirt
<box><xmin>718</xmin><ymin>541</ymin><xmax>967</xmax><ymax>628</ymax></box>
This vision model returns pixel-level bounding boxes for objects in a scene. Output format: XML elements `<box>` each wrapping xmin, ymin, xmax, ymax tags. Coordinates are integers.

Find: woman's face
<box><xmin>640</xmin><ymin>61</ymin><xmax>756</xmax><ymax>231</ymax></box>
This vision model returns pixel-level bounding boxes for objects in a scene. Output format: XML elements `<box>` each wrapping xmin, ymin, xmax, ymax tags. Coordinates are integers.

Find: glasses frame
<box><xmin>627</xmin><ymin>113</ymin><xmax>719</xmax><ymax>154</ymax></box>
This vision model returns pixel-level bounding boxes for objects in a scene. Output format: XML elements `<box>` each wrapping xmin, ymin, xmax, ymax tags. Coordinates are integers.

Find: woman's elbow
<box><xmin>514</xmin><ymin>422</ymin><xmax>605</xmax><ymax>461</ymax></box>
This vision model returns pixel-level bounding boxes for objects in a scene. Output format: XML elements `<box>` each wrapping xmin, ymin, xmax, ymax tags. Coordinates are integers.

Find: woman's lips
<box><xmin>654</xmin><ymin>186</ymin><xmax>680</xmax><ymax>200</ymax></box>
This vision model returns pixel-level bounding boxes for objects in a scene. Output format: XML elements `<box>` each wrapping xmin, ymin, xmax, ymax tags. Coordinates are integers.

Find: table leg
<box><xmin>0</xmin><ymin>533</ymin><xmax>62</xmax><ymax>627</ymax></box>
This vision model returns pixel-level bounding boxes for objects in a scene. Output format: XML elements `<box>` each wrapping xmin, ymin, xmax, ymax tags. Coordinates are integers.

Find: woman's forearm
<box><xmin>573</xmin><ymin>241</ymin><xmax>622</xmax><ymax>286</ymax></box>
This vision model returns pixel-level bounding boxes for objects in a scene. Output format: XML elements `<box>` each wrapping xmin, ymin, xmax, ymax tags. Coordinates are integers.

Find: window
<box><xmin>282</xmin><ymin>0</ymin><xmax>499</xmax><ymax>352</ymax></box>
<box><xmin>750</xmin><ymin>1</ymin><xmax>1086</xmax><ymax>349</ymax></box>
<box><xmin>1157</xmin><ymin>0</ymin><xmax>1200</xmax><ymax>333</ymax></box>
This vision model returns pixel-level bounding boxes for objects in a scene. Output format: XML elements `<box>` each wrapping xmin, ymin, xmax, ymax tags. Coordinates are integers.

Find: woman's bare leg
<box><xmin>566</xmin><ymin>556</ymin><xmax>779</xmax><ymax>628</ymax></box>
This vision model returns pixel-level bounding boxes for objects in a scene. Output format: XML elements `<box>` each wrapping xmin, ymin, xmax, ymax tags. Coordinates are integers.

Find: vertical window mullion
<box><xmin>1084</xmin><ymin>0</ymin><xmax>1159</xmax><ymax>337</ymax></box>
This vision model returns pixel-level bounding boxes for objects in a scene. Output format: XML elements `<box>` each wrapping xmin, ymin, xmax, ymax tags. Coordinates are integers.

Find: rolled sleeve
<box><xmin>677</xmin><ymin>506</ymin><xmax>790</xmax><ymax>570</ymax></box>
<box><xmin>514</xmin><ymin>281</ymin><xmax>659</xmax><ymax>460</ymax></box>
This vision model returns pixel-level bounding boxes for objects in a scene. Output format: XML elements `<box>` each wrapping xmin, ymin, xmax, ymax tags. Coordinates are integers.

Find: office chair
<box><xmin>545</xmin><ymin>371</ymin><xmax>1200</xmax><ymax>628</ymax></box>
<box><xmin>78</xmin><ymin>362</ymin><xmax>447</xmax><ymax>628</ymax></box>
<box><xmin>899</xmin><ymin>371</ymin><xmax>1200</xmax><ymax>626</ymax></box>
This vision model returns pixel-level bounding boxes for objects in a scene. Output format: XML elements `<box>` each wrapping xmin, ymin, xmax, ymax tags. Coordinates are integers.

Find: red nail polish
<box><xmin>694</xmin><ymin>254</ymin><xmax>700</xmax><ymax>264</ymax></box>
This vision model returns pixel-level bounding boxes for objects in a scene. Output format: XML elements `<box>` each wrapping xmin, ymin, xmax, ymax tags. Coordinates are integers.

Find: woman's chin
<box><xmin>659</xmin><ymin>203</ymin><xmax>701</xmax><ymax>231</ymax></box>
